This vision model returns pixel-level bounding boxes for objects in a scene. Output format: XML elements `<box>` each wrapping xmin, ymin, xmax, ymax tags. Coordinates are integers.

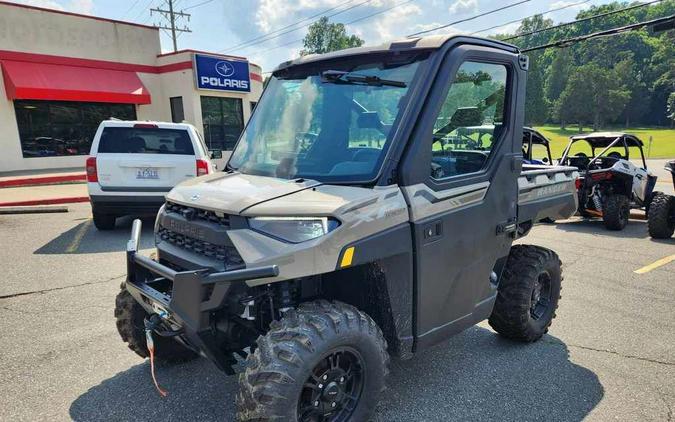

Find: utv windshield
<box><xmin>228</xmin><ymin>54</ymin><xmax>427</xmax><ymax>182</ymax></box>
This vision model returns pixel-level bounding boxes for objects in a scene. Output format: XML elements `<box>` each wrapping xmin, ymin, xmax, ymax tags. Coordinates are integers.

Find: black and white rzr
<box><xmin>647</xmin><ymin>160</ymin><xmax>675</xmax><ymax>239</ymax></box>
<box><xmin>560</xmin><ymin>132</ymin><xmax>657</xmax><ymax>230</ymax></box>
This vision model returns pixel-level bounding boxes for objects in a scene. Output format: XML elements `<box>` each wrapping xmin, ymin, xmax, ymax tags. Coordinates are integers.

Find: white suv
<box><xmin>86</xmin><ymin>120</ymin><xmax>219</xmax><ymax>230</ymax></box>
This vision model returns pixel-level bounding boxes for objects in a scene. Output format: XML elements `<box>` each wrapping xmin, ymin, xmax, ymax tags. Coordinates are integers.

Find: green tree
<box><xmin>614</xmin><ymin>55</ymin><xmax>649</xmax><ymax>127</ymax></box>
<box><xmin>668</xmin><ymin>92</ymin><xmax>675</xmax><ymax>127</ymax></box>
<box><xmin>556</xmin><ymin>64</ymin><xmax>630</xmax><ymax>131</ymax></box>
<box><xmin>545</xmin><ymin>48</ymin><xmax>573</xmax><ymax>116</ymax></box>
<box><xmin>301</xmin><ymin>17</ymin><xmax>364</xmax><ymax>56</ymax></box>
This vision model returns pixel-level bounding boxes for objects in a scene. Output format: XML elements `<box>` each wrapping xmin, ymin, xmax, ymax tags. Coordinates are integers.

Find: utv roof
<box><xmin>524</xmin><ymin>127</ymin><xmax>549</xmax><ymax>146</ymax></box>
<box><xmin>570</xmin><ymin>132</ymin><xmax>644</xmax><ymax>147</ymax></box>
<box><xmin>273</xmin><ymin>35</ymin><xmax>520</xmax><ymax>73</ymax></box>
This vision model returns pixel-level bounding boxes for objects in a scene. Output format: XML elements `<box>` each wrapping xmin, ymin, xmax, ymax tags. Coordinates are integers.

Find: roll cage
<box><xmin>560</xmin><ymin>133</ymin><xmax>647</xmax><ymax>171</ymax></box>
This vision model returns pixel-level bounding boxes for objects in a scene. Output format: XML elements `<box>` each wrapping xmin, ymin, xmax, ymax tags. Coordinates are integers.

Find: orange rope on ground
<box><xmin>149</xmin><ymin>346</ymin><xmax>168</xmax><ymax>397</ymax></box>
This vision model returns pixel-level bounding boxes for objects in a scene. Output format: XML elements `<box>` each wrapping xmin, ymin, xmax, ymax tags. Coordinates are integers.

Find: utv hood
<box><xmin>166</xmin><ymin>172</ymin><xmax>321</xmax><ymax>215</ymax></box>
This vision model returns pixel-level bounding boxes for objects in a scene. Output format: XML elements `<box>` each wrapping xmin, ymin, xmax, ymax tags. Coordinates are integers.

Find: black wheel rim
<box><xmin>297</xmin><ymin>347</ymin><xmax>365</xmax><ymax>422</ymax></box>
<box><xmin>530</xmin><ymin>271</ymin><xmax>552</xmax><ymax>320</ymax></box>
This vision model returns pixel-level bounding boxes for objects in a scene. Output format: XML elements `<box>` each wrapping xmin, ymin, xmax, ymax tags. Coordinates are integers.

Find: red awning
<box><xmin>1</xmin><ymin>60</ymin><xmax>151</xmax><ymax>104</ymax></box>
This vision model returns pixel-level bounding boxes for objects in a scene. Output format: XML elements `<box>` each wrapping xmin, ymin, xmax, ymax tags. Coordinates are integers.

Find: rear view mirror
<box><xmin>542</xmin><ymin>157</ymin><xmax>549</xmax><ymax>163</ymax></box>
<box><xmin>209</xmin><ymin>149</ymin><xmax>223</xmax><ymax>159</ymax></box>
<box><xmin>357</xmin><ymin>112</ymin><xmax>384</xmax><ymax>131</ymax></box>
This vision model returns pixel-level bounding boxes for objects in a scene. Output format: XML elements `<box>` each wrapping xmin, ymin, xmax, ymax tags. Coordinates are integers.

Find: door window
<box><xmin>430</xmin><ymin>61</ymin><xmax>508</xmax><ymax>179</ymax></box>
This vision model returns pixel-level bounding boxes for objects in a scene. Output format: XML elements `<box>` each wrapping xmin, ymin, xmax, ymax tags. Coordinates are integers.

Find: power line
<box><xmin>221</xmin><ymin>0</ymin><xmax>361</xmax><ymax>52</ymax></box>
<box><xmin>345</xmin><ymin>0</ymin><xmax>416</xmax><ymax>25</ymax></box>
<box><xmin>224</xmin><ymin>0</ymin><xmax>376</xmax><ymax>53</ymax></box>
<box><xmin>151</xmin><ymin>0</ymin><xmax>192</xmax><ymax>51</ymax></box>
<box><xmin>407</xmin><ymin>0</ymin><xmax>531</xmax><ymax>38</ymax></box>
<box><xmin>470</xmin><ymin>0</ymin><xmax>591</xmax><ymax>35</ymax></box>
<box><xmin>522</xmin><ymin>13</ymin><xmax>675</xmax><ymax>52</ymax></box>
<box><xmin>241</xmin><ymin>0</ymin><xmax>416</xmax><ymax>56</ymax></box>
<box><xmin>183</xmin><ymin>0</ymin><xmax>217</xmax><ymax>11</ymax></box>
<box><xmin>121</xmin><ymin>0</ymin><xmax>142</xmax><ymax>20</ymax></box>
<box><xmin>504</xmin><ymin>0</ymin><xmax>663</xmax><ymax>41</ymax></box>
<box><xmin>134</xmin><ymin>0</ymin><xmax>156</xmax><ymax>22</ymax></box>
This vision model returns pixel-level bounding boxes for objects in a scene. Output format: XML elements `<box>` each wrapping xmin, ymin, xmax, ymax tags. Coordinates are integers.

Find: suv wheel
<box><xmin>489</xmin><ymin>245</ymin><xmax>562</xmax><ymax>342</ymax></box>
<box><xmin>236</xmin><ymin>300</ymin><xmax>389</xmax><ymax>422</ymax></box>
<box><xmin>603</xmin><ymin>194</ymin><xmax>630</xmax><ymax>230</ymax></box>
<box><xmin>93</xmin><ymin>212</ymin><xmax>116</xmax><ymax>230</ymax></box>
<box><xmin>114</xmin><ymin>288</ymin><xmax>198</xmax><ymax>363</ymax></box>
<box><xmin>647</xmin><ymin>193</ymin><xmax>675</xmax><ymax>239</ymax></box>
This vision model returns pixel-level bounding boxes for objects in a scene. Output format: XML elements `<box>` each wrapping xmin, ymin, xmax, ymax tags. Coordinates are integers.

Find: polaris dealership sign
<box><xmin>194</xmin><ymin>54</ymin><xmax>250</xmax><ymax>93</ymax></box>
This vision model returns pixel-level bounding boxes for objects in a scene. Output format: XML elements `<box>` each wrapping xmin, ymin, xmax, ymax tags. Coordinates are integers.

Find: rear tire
<box><xmin>236</xmin><ymin>300</ymin><xmax>389</xmax><ymax>422</ymax></box>
<box><xmin>647</xmin><ymin>193</ymin><xmax>675</xmax><ymax>239</ymax></box>
<box><xmin>489</xmin><ymin>245</ymin><xmax>562</xmax><ymax>343</ymax></box>
<box><xmin>114</xmin><ymin>288</ymin><xmax>198</xmax><ymax>363</ymax></box>
<box><xmin>93</xmin><ymin>212</ymin><xmax>116</xmax><ymax>230</ymax></box>
<box><xmin>603</xmin><ymin>194</ymin><xmax>630</xmax><ymax>230</ymax></box>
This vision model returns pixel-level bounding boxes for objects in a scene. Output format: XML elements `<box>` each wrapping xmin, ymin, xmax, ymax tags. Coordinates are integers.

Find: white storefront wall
<box><xmin>0</xmin><ymin>2</ymin><xmax>262</xmax><ymax>173</ymax></box>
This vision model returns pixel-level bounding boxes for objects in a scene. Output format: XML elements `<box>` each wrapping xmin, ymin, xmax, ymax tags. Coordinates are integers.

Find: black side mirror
<box><xmin>209</xmin><ymin>149</ymin><xmax>223</xmax><ymax>159</ymax></box>
<box><xmin>542</xmin><ymin>157</ymin><xmax>549</xmax><ymax>163</ymax></box>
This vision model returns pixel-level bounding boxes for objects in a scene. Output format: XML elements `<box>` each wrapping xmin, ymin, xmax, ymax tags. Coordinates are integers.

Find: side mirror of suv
<box><xmin>210</xmin><ymin>149</ymin><xmax>223</xmax><ymax>159</ymax></box>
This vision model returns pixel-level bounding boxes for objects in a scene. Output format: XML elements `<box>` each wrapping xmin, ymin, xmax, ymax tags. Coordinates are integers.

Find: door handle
<box><xmin>422</xmin><ymin>220</ymin><xmax>443</xmax><ymax>243</ymax></box>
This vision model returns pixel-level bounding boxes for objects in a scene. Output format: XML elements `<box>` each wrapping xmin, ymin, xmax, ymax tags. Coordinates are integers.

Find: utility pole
<box><xmin>151</xmin><ymin>0</ymin><xmax>192</xmax><ymax>52</ymax></box>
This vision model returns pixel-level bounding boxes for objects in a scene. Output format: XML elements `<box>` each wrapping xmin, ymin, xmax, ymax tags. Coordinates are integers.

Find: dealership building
<box><xmin>0</xmin><ymin>1</ymin><xmax>263</xmax><ymax>173</ymax></box>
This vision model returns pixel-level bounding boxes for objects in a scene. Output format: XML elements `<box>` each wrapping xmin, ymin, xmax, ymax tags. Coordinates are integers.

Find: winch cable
<box><xmin>144</xmin><ymin>314</ymin><xmax>169</xmax><ymax>397</ymax></box>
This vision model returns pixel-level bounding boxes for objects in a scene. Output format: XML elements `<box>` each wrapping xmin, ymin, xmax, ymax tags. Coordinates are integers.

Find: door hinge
<box><xmin>496</xmin><ymin>219</ymin><xmax>518</xmax><ymax>237</ymax></box>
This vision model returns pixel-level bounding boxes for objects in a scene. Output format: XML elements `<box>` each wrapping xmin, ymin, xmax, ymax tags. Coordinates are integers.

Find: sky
<box><xmin>12</xmin><ymin>0</ymin><xmax>622</xmax><ymax>72</ymax></box>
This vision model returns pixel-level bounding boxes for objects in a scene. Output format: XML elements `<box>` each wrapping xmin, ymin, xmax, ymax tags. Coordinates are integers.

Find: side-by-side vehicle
<box><xmin>559</xmin><ymin>132</ymin><xmax>656</xmax><ymax>230</ymax></box>
<box><xmin>114</xmin><ymin>35</ymin><xmax>579</xmax><ymax>421</ymax></box>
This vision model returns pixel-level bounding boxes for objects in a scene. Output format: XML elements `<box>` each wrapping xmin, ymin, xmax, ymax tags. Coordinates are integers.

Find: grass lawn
<box><xmin>534</xmin><ymin>125</ymin><xmax>675</xmax><ymax>159</ymax></box>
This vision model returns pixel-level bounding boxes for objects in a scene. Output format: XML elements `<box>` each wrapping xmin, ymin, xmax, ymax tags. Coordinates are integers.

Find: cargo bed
<box><xmin>518</xmin><ymin>164</ymin><xmax>579</xmax><ymax>226</ymax></box>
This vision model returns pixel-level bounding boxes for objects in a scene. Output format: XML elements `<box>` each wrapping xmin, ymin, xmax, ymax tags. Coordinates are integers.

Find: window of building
<box><xmin>170</xmin><ymin>97</ymin><xmax>185</xmax><ymax>123</ymax></box>
<box><xmin>430</xmin><ymin>61</ymin><xmax>508</xmax><ymax>179</ymax></box>
<box><xmin>200</xmin><ymin>96</ymin><xmax>244</xmax><ymax>151</ymax></box>
<box><xmin>250</xmin><ymin>101</ymin><xmax>257</xmax><ymax>113</ymax></box>
<box><xmin>14</xmin><ymin>100</ymin><xmax>136</xmax><ymax>158</ymax></box>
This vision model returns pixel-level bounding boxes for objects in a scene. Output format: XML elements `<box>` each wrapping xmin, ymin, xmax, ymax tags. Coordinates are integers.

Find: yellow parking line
<box><xmin>66</xmin><ymin>219</ymin><xmax>92</xmax><ymax>253</ymax></box>
<box><xmin>634</xmin><ymin>254</ymin><xmax>675</xmax><ymax>274</ymax></box>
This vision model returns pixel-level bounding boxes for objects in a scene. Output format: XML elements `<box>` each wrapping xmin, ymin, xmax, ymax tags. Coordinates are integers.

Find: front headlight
<box><xmin>249</xmin><ymin>217</ymin><xmax>340</xmax><ymax>243</ymax></box>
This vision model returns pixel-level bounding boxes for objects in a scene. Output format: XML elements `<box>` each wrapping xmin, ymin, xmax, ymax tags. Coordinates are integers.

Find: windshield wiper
<box><xmin>321</xmin><ymin>70</ymin><xmax>406</xmax><ymax>88</ymax></box>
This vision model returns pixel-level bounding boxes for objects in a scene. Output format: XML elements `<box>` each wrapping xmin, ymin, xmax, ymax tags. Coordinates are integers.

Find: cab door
<box><xmin>399</xmin><ymin>45</ymin><xmax>525</xmax><ymax>351</ymax></box>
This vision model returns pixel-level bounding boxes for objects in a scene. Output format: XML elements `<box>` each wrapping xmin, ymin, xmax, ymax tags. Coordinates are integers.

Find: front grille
<box><xmin>165</xmin><ymin>201</ymin><xmax>230</xmax><ymax>228</ymax></box>
<box><xmin>158</xmin><ymin>227</ymin><xmax>245</xmax><ymax>268</ymax></box>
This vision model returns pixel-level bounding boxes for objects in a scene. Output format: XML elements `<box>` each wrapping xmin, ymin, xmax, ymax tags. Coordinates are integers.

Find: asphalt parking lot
<box><xmin>0</xmin><ymin>202</ymin><xmax>673</xmax><ymax>421</ymax></box>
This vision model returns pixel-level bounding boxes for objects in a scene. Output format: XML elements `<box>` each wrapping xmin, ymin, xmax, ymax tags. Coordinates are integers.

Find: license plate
<box><xmin>136</xmin><ymin>167</ymin><xmax>159</xmax><ymax>179</ymax></box>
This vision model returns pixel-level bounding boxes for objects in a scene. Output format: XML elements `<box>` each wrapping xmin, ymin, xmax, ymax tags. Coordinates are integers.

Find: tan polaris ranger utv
<box><xmin>115</xmin><ymin>34</ymin><xmax>579</xmax><ymax>421</ymax></box>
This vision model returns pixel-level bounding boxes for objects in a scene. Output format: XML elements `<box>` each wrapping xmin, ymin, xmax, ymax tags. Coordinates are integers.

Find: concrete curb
<box><xmin>0</xmin><ymin>206</ymin><xmax>69</xmax><ymax>214</ymax></box>
<box><xmin>0</xmin><ymin>196</ymin><xmax>89</xmax><ymax>207</ymax></box>
<box><xmin>0</xmin><ymin>174</ymin><xmax>86</xmax><ymax>188</ymax></box>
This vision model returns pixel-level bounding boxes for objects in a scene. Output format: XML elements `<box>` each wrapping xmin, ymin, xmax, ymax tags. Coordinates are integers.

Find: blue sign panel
<box><xmin>194</xmin><ymin>54</ymin><xmax>250</xmax><ymax>93</ymax></box>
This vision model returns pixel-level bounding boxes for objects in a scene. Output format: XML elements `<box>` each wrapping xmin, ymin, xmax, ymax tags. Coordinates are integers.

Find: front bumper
<box><xmin>90</xmin><ymin>194</ymin><xmax>166</xmax><ymax>215</ymax></box>
<box><xmin>125</xmin><ymin>219</ymin><xmax>278</xmax><ymax>371</ymax></box>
